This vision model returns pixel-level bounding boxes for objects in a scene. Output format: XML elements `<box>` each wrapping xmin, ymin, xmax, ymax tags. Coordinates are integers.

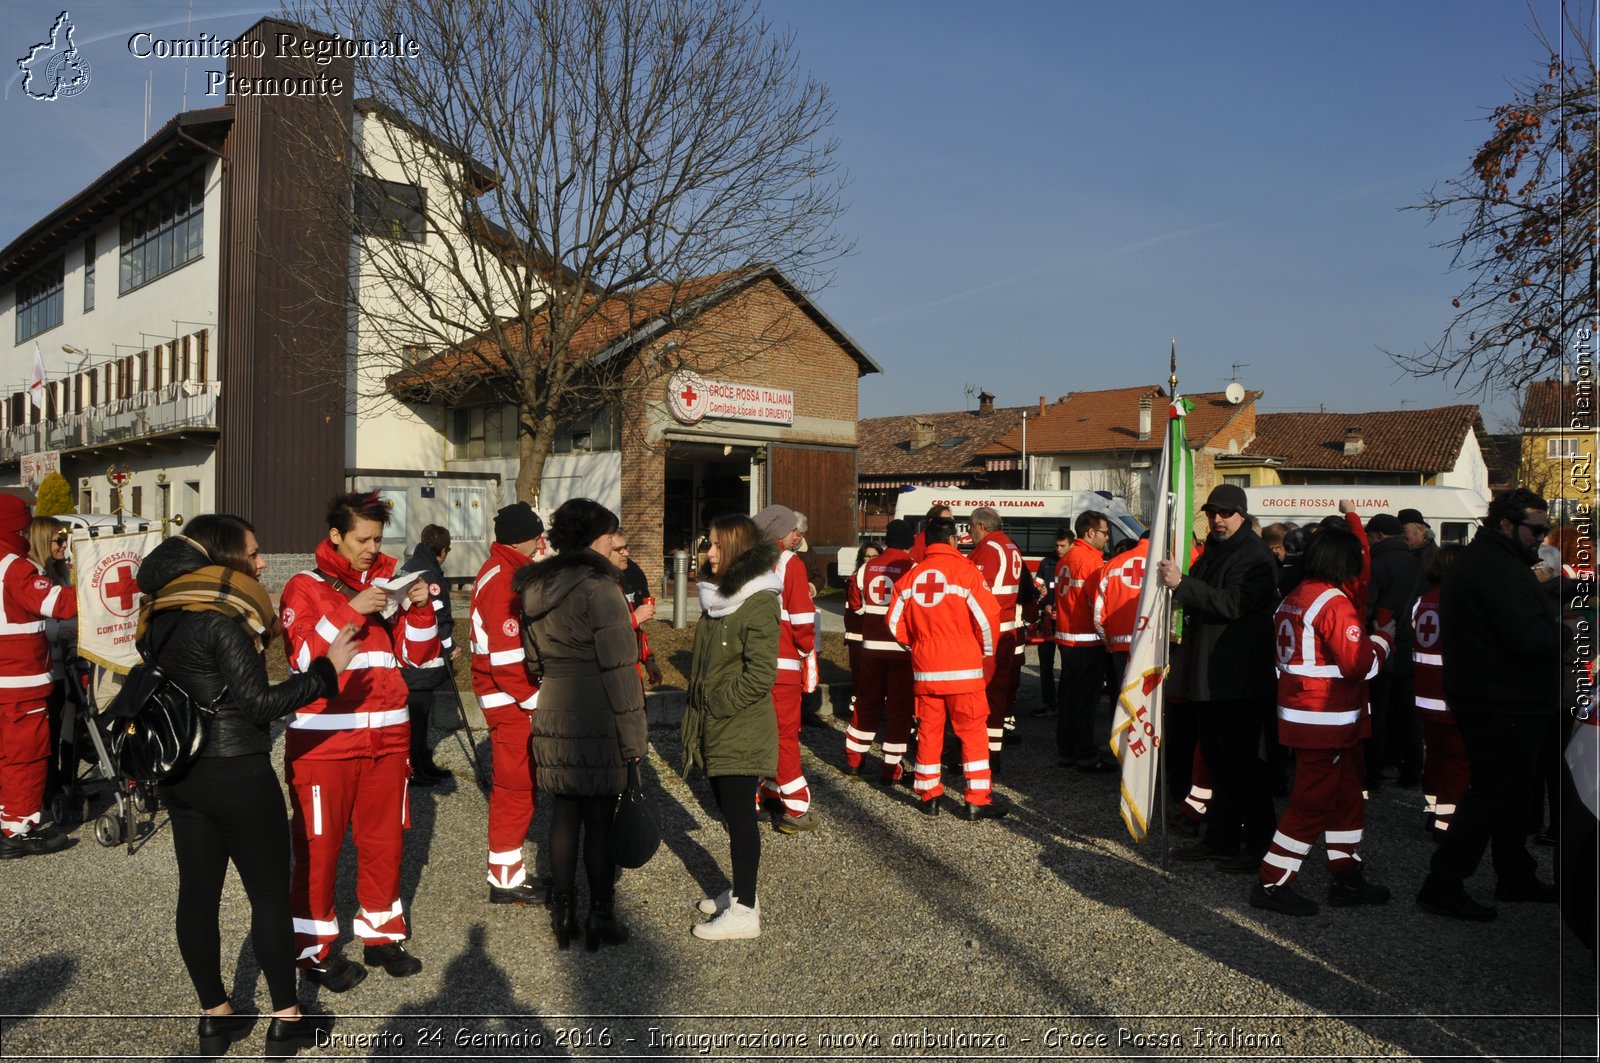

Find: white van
<box><xmin>1243</xmin><ymin>485</ymin><xmax>1487</xmax><ymax>546</ymax></box>
<box><xmin>839</xmin><ymin>487</ymin><xmax>1145</xmax><ymax>576</ymax></box>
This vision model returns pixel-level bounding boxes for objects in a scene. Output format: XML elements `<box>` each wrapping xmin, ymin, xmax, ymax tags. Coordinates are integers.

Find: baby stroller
<box><xmin>50</xmin><ymin>656</ymin><xmax>155</xmax><ymax>851</ymax></box>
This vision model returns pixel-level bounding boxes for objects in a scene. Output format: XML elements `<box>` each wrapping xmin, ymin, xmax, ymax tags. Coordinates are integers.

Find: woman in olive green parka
<box><xmin>682</xmin><ymin>514</ymin><xmax>782</xmax><ymax>940</ymax></box>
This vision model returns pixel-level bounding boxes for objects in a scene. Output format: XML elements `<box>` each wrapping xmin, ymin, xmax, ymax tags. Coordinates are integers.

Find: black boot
<box><xmin>197</xmin><ymin>1012</ymin><xmax>254</xmax><ymax>1056</ymax></box>
<box><xmin>550</xmin><ymin>891</ymin><xmax>578</xmax><ymax>950</ymax></box>
<box><xmin>585</xmin><ymin>899</ymin><xmax>629</xmax><ymax>952</ymax></box>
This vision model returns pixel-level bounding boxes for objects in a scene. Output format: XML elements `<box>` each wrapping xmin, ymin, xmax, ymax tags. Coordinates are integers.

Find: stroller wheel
<box><xmin>49</xmin><ymin>791</ymin><xmax>72</xmax><ymax>827</ymax></box>
<box><xmin>79</xmin><ymin>794</ymin><xmax>92</xmax><ymax>824</ymax></box>
<box><xmin>133</xmin><ymin>786</ymin><xmax>158</xmax><ymax>814</ymax></box>
<box><xmin>94</xmin><ymin>812</ymin><xmax>124</xmax><ymax>847</ymax></box>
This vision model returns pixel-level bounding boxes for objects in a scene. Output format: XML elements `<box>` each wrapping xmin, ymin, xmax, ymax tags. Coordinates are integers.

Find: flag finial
<box><xmin>1168</xmin><ymin>338</ymin><xmax>1178</xmax><ymax>395</ymax></box>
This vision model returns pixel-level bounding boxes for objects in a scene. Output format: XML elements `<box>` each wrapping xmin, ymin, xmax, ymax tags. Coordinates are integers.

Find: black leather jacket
<box><xmin>138</xmin><ymin>536</ymin><xmax>338</xmax><ymax>761</ymax></box>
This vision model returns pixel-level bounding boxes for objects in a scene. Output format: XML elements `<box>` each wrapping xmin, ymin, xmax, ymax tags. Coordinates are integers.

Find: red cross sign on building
<box><xmin>665</xmin><ymin>369</ymin><xmax>710</xmax><ymax>424</ymax></box>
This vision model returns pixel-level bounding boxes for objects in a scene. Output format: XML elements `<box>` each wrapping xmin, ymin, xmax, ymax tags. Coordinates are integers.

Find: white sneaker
<box><xmin>696</xmin><ymin>889</ymin><xmax>732</xmax><ymax>916</ymax></box>
<box><xmin>692</xmin><ymin>899</ymin><xmax>760</xmax><ymax>939</ymax></box>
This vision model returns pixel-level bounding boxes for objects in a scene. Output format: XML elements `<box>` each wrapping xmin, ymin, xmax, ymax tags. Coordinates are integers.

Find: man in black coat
<box><xmin>399</xmin><ymin>525</ymin><xmax>458</xmax><ymax>784</ymax></box>
<box><xmin>1418</xmin><ymin>488</ymin><xmax>1567</xmax><ymax>921</ymax></box>
<box><xmin>1365</xmin><ymin>513</ymin><xmax>1424</xmax><ymax>789</ymax></box>
<box><xmin>1157</xmin><ymin>484</ymin><xmax>1280</xmax><ymax>872</ymax></box>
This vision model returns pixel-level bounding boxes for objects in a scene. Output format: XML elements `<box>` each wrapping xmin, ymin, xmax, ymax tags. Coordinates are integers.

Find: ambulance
<box><xmin>1242</xmin><ymin>485</ymin><xmax>1488</xmax><ymax>545</ymax></box>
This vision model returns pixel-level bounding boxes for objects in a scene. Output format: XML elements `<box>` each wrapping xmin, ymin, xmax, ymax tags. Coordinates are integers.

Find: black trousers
<box><xmin>1426</xmin><ymin>707</ymin><xmax>1549</xmax><ymax>891</ymax></box>
<box><xmin>161</xmin><ymin>755</ymin><xmax>298</xmax><ymax>1012</ymax></box>
<box><xmin>547</xmin><ymin>793</ymin><xmax>619</xmax><ymax>904</ymax></box>
<box><xmin>1056</xmin><ymin>645</ymin><xmax>1106</xmax><ymax>761</ymax></box>
<box><xmin>710</xmin><ymin>775</ymin><xmax>761</xmax><ymax>907</ymax></box>
<box><xmin>1196</xmin><ymin>698</ymin><xmax>1277</xmax><ymax>854</ymax></box>
<box><xmin>1037</xmin><ymin>641</ymin><xmax>1058</xmax><ymax>708</ymax></box>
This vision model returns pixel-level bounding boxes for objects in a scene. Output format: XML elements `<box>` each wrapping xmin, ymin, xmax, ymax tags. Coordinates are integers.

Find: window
<box><xmin>131</xmin><ymin>486</ymin><xmax>143</xmax><ymax>517</ymax></box>
<box><xmin>15</xmin><ymin>258</ymin><xmax>64</xmax><ymax>342</ymax></box>
<box><xmin>447</xmin><ymin>405</ymin><xmax>518</xmax><ymax>460</ymax></box>
<box><xmin>119</xmin><ymin>169</ymin><xmax>205</xmax><ymax>294</ymax></box>
<box><xmin>1547</xmin><ymin>437</ymin><xmax>1583</xmax><ymax>458</ymax></box>
<box><xmin>82</xmin><ymin>235</ymin><xmax>95</xmax><ymax>311</ymax></box>
<box><xmin>1223</xmin><ymin>475</ymin><xmax>1250</xmax><ymax>488</ymax></box>
<box><xmin>356</xmin><ymin>177</ymin><xmax>427</xmax><ymax>242</ymax></box>
<box><xmin>553</xmin><ymin>406</ymin><xmax>618</xmax><ymax>454</ymax></box>
<box><xmin>1057</xmin><ymin>467</ymin><xmax>1071</xmax><ymax>490</ymax></box>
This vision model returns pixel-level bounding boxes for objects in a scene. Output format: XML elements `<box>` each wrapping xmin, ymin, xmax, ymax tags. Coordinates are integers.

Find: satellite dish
<box><xmin>1225</xmin><ymin>382</ymin><xmax>1246</xmax><ymax>405</ymax></box>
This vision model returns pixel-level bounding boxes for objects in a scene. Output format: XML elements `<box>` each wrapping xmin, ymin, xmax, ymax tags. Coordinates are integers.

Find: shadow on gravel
<box><xmin>638</xmin><ymin>754</ymin><xmax>728</xmax><ymax>902</ymax></box>
<box><xmin>375</xmin><ymin>923</ymin><xmax>572</xmax><ymax>1059</ymax></box>
<box><xmin>0</xmin><ymin>952</ymin><xmax>75</xmax><ymax>1024</ymax></box>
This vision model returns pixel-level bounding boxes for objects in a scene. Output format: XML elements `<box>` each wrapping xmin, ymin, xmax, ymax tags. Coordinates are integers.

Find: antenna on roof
<box><xmin>963</xmin><ymin>383</ymin><xmax>977</xmax><ymax>410</ymax></box>
<box><xmin>1229</xmin><ymin>362</ymin><xmax>1250</xmax><ymax>381</ymax></box>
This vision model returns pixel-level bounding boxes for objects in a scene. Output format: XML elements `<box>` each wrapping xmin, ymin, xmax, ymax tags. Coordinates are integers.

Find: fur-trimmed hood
<box><xmin>698</xmin><ymin>537</ymin><xmax>782</xmax><ymax>618</ymax></box>
<box><xmin>515</xmin><ymin>548</ymin><xmax>621</xmax><ymax>621</ymax></box>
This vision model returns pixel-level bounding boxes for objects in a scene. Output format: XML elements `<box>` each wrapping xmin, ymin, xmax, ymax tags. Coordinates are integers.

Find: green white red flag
<box><xmin>1113</xmin><ymin>396</ymin><xmax>1194</xmax><ymax>841</ymax></box>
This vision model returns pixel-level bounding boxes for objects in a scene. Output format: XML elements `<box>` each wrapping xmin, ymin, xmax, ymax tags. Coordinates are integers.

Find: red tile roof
<box><xmin>387</xmin><ymin>265</ymin><xmax>877</xmax><ymax>400</ymax></box>
<box><xmin>857</xmin><ymin>406</ymin><xmax>1029</xmax><ymax>480</ymax></box>
<box><xmin>976</xmin><ymin>385</ymin><xmax>1259</xmax><ymax>457</ymax></box>
<box><xmin>1520</xmin><ymin>379</ymin><xmax>1584</xmax><ymax>429</ymax></box>
<box><xmin>1246</xmin><ymin>405</ymin><xmax>1483</xmax><ymax>474</ymax></box>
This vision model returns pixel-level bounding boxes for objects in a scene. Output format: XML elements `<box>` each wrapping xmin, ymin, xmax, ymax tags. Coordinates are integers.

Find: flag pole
<box><xmin>1160</xmin><ymin>338</ymin><xmax>1177</xmax><ymax>872</ymax></box>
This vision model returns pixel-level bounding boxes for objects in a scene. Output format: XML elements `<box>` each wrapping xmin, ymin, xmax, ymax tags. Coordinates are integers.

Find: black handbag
<box><xmin>609</xmin><ymin>761</ymin><xmax>660</xmax><ymax>869</ymax></box>
<box><xmin>108</xmin><ymin>619</ymin><xmax>223</xmax><ymax>785</ymax></box>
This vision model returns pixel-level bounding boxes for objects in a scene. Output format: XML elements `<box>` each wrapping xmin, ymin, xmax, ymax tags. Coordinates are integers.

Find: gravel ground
<box><xmin>2</xmin><ymin>647</ymin><xmax>1595</xmax><ymax>1062</ymax></box>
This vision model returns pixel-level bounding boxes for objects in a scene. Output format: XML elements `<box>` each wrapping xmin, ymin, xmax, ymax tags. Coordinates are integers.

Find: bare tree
<box><xmin>1393</xmin><ymin>3</ymin><xmax>1596</xmax><ymax>394</ymax></box>
<box><xmin>282</xmin><ymin>0</ymin><xmax>848</xmax><ymax>500</ymax></box>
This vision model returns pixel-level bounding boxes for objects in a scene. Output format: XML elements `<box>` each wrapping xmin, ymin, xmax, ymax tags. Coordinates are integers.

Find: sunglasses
<box><xmin>1205</xmin><ymin>508</ymin><xmax>1239</xmax><ymax>519</ymax></box>
<box><xmin>1519</xmin><ymin>520</ymin><xmax>1551</xmax><ymax>539</ymax></box>
<box><xmin>52</xmin><ymin>534</ymin><xmax>69</xmax><ymax>545</ymax></box>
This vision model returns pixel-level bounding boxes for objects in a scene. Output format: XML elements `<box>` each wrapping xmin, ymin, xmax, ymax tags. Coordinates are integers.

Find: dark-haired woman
<box><xmin>280</xmin><ymin>493</ymin><xmax>439</xmax><ymax>990</ymax></box>
<box><xmin>141</xmin><ymin>515</ymin><xmax>360</xmax><ymax>1056</ymax></box>
<box><xmin>1249</xmin><ymin>525</ymin><xmax>1396</xmax><ymax>918</ymax></box>
<box><xmin>682</xmin><ymin>514</ymin><xmax>782</xmax><ymax>940</ymax></box>
<box><xmin>516</xmin><ymin>498</ymin><xmax>648</xmax><ymax>950</ymax></box>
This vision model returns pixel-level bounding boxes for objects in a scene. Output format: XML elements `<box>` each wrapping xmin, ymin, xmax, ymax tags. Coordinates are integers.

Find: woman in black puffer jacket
<box><xmin>139</xmin><ymin>515</ymin><xmax>358</xmax><ymax>1057</ymax></box>
<box><xmin>515</xmin><ymin>498</ymin><xmax>647</xmax><ymax>951</ymax></box>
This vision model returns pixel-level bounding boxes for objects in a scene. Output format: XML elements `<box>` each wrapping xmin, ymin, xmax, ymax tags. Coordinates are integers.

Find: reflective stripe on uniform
<box><xmin>289</xmin><ymin>707</ymin><xmax>410</xmax><ymax>730</ymax></box>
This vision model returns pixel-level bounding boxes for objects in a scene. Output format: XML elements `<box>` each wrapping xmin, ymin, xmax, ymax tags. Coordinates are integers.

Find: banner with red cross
<box><xmin>74</xmin><ymin>529</ymin><xmax>163</xmax><ymax>674</ymax></box>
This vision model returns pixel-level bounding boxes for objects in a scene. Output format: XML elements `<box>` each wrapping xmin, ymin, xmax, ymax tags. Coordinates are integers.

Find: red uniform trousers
<box><xmin>484</xmin><ymin>703</ymin><xmax>537</xmax><ymax>887</ymax></box>
<box><xmin>0</xmin><ymin>699</ymin><xmax>49</xmax><ymax>836</ymax></box>
<box><xmin>761</xmin><ymin>681</ymin><xmax>810</xmax><ymax>817</ymax></box>
<box><xmin>1257</xmin><ymin>745</ymin><xmax>1365</xmax><ymax>887</ymax></box>
<box><xmin>983</xmin><ymin>631</ymin><xmax>1022</xmax><ymax>753</ymax></box>
<box><xmin>912</xmin><ymin>690</ymin><xmax>993</xmax><ymax>805</ymax></box>
<box><xmin>287</xmin><ymin>752</ymin><xmax>411</xmax><ymax>964</ymax></box>
<box><xmin>1421</xmin><ymin>719</ymin><xmax>1470</xmax><ymax>833</ymax></box>
<box><xmin>845</xmin><ymin>656</ymin><xmax>914</xmax><ymax>780</ymax></box>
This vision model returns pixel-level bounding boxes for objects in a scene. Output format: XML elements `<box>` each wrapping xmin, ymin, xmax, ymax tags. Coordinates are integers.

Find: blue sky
<box><xmin>1</xmin><ymin>1</ymin><xmax>1576</xmax><ymax>429</ymax></box>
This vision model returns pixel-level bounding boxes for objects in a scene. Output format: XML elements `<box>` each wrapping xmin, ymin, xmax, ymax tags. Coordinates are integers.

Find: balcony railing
<box><xmin>1</xmin><ymin>381</ymin><xmax>220</xmax><ymax>462</ymax></box>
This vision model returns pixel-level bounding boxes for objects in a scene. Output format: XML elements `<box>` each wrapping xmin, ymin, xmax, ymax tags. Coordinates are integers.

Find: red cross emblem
<box><xmin>1008</xmin><ymin>551</ymin><xmax>1023</xmax><ymax>580</ymax></box>
<box><xmin>502</xmin><ymin>618</ymin><xmax>519</xmax><ymax>637</ymax></box>
<box><xmin>867</xmin><ymin>574</ymin><xmax>894</xmax><ymax>606</ymax></box>
<box><xmin>911</xmin><ymin>569</ymin><xmax>948</xmax><ymax>607</ymax></box>
<box><xmin>1415</xmin><ymin>607</ymin><xmax>1440</xmax><ymax>649</ymax></box>
<box><xmin>107</xmin><ymin>563</ymin><xmax>140</xmax><ymax>610</ymax></box>
<box><xmin>1275</xmin><ymin>617</ymin><xmax>1296</xmax><ymax>666</ymax></box>
<box><xmin>1120</xmin><ymin>556</ymin><xmax>1146</xmax><ymax>590</ymax></box>
<box><xmin>679</xmin><ymin>381</ymin><xmax>698</xmax><ymax>406</ymax></box>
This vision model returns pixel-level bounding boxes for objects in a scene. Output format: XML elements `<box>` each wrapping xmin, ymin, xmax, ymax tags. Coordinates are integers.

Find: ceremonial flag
<box><xmin>1113</xmin><ymin>395</ymin><xmax>1194</xmax><ymax>841</ymax></box>
<box><xmin>28</xmin><ymin>343</ymin><xmax>46</xmax><ymax>410</ymax></box>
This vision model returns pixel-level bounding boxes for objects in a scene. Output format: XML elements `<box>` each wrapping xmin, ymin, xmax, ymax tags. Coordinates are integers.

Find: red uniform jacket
<box><xmin>281</xmin><ymin>540</ymin><xmax>441</xmax><ymax>761</ymax></box>
<box><xmin>886</xmin><ymin>543</ymin><xmax>999</xmax><ymax>694</ymax></box>
<box><xmin>1411</xmin><ymin>586</ymin><xmax>1451</xmax><ymax>723</ymax></box>
<box><xmin>1093</xmin><ymin>540</ymin><xmax>1148</xmax><ymax>651</ymax></box>
<box><xmin>971</xmin><ymin>530</ymin><xmax>1024</xmax><ymax>638</ymax></box>
<box><xmin>849</xmin><ymin>547</ymin><xmax>916</xmax><ymax>659</ymax></box>
<box><xmin>0</xmin><ymin>550</ymin><xmax>76</xmax><ymax>703</ymax></box>
<box><xmin>774</xmin><ymin>550</ymin><xmax>816</xmax><ymax>687</ymax></box>
<box><xmin>470</xmin><ymin>541</ymin><xmax>540</xmax><ymax>710</ymax></box>
<box><xmin>1273</xmin><ymin>579</ymin><xmax>1391</xmax><ymax>749</ymax></box>
<box><xmin>1054</xmin><ymin>538</ymin><xmax>1106</xmax><ymax>647</ymax></box>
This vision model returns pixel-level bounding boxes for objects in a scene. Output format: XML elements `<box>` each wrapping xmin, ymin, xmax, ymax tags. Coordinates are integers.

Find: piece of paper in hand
<box><xmin>374</xmin><ymin>569</ymin><xmax>422</xmax><ymax>620</ymax></box>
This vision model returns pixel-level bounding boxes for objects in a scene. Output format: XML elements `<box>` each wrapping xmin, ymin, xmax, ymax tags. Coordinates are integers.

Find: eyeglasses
<box><xmin>52</xmin><ymin>535</ymin><xmax>69</xmax><ymax>545</ymax></box>
<box><xmin>1205</xmin><ymin>508</ymin><xmax>1239</xmax><ymax>519</ymax></box>
<box><xmin>1519</xmin><ymin>520</ymin><xmax>1551</xmax><ymax>539</ymax></box>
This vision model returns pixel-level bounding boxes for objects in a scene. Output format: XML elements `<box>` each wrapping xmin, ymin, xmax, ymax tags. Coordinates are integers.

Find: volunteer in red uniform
<box><xmin>753</xmin><ymin>504</ymin><xmax>818</xmax><ymax>833</ymax></box>
<box><xmin>1413</xmin><ymin>545</ymin><xmax>1467</xmax><ymax>838</ymax></box>
<box><xmin>1251</xmin><ymin>523</ymin><xmax>1394</xmax><ymax>917</ymax></box>
<box><xmin>908</xmin><ymin>505</ymin><xmax>950</xmax><ymax>563</ymax></box>
<box><xmin>887</xmin><ymin>515</ymin><xmax>1006</xmax><ymax>820</ymax></box>
<box><xmin>844</xmin><ymin>520</ymin><xmax>917</xmax><ymax>782</ymax></box>
<box><xmin>0</xmin><ymin>495</ymin><xmax>77</xmax><ymax>858</ymax></box>
<box><xmin>1055</xmin><ymin>509</ymin><xmax>1113</xmax><ymax>772</ymax></box>
<box><xmin>281</xmin><ymin>492</ymin><xmax>438</xmax><ymax>988</ymax></box>
<box><xmin>471</xmin><ymin>502</ymin><xmax>548</xmax><ymax>903</ymax></box>
<box><xmin>969</xmin><ymin>507</ymin><xmax>1024</xmax><ymax>764</ymax></box>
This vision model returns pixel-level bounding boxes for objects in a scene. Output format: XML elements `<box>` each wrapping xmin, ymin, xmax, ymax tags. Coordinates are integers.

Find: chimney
<box><xmin>910</xmin><ymin>416</ymin><xmax>936</xmax><ymax>450</ymax></box>
<box><xmin>1039</xmin><ymin>395</ymin><xmax>1046</xmax><ymax>417</ymax></box>
<box><xmin>977</xmin><ymin>390</ymin><xmax>995</xmax><ymax>416</ymax></box>
<box><xmin>1343</xmin><ymin>426</ymin><xmax>1365</xmax><ymax>457</ymax></box>
<box><xmin>1138</xmin><ymin>395</ymin><xmax>1153</xmax><ymax>441</ymax></box>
